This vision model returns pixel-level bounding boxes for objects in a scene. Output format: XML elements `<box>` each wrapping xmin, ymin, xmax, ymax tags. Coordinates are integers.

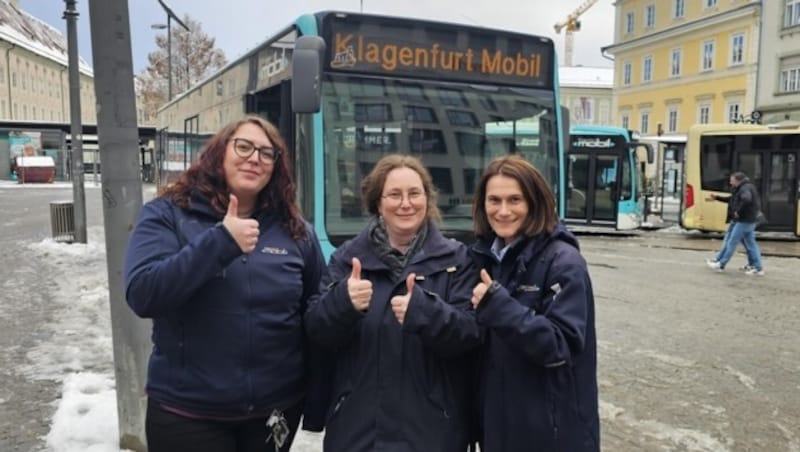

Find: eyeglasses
<box><xmin>381</xmin><ymin>190</ymin><xmax>426</xmax><ymax>206</ymax></box>
<box><xmin>231</xmin><ymin>138</ymin><xmax>280</xmax><ymax>164</ymax></box>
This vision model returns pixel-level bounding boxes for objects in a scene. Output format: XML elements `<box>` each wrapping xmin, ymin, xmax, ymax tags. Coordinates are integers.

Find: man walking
<box><xmin>706</xmin><ymin>172</ymin><xmax>765</xmax><ymax>275</ymax></box>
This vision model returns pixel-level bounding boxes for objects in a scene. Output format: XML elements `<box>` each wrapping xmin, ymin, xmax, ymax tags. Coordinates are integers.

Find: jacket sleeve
<box><xmin>403</xmin><ymin>248</ymin><xmax>483</xmax><ymax>357</ymax></box>
<box><xmin>476</xmin><ymin>249</ymin><xmax>591</xmax><ymax>367</ymax></box>
<box><xmin>715</xmin><ymin>195</ymin><xmax>731</xmax><ymax>203</ymax></box>
<box><xmin>299</xmin><ymin>226</ymin><xmax>336</xmax><ymax>433</ymax></box>
<box><xmin>124</xmin><ymin>199</ymin><xmax>242</xmax><ymax>318</ymax></box>
<box><xmin>304</xmin><ymin>248</ymin><xmax>364</xmax><ymax>349</ymax></box>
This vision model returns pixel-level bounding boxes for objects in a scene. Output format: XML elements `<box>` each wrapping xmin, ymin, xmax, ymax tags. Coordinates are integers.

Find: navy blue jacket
<box><xmin>124</xmin><ymin>195</ymin><xmax>327</xmax><ymax>425</ymax></box>
<box><xmin>305</xmin><ymin>220</ymin><xmax>481</xmax><ymax>452</ymax></box>
<box><xmin>471</xmin><ymin>223</ymin><xmax>600</xmax><ymax>452</ymax></box>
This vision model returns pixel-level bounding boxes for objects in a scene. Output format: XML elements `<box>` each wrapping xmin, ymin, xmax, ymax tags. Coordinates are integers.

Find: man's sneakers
<box><xmin>739</xmin><ymin>265</ymin><xmax>765</xmax><ymax>276</ymax></box>
<box><xmin>707</xmin><ymin>260</ymin><xmax>764</xmax><ymax>275</ymax></box>
<box><xmin>744</xmin><ymin>267</ymin><xmax>765</xmax><ymax>276</ymax></box>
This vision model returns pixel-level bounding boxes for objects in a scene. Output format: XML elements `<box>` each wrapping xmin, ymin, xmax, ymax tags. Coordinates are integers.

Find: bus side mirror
<box><xmin>645</xmin><ymin>144</ymin><xmax>654</xmax><ymax>164</ymax></box>
<box><xmin>291</xmin><ymin>36</ymin><xmax>326</xmax><ymax>113</ymax></box>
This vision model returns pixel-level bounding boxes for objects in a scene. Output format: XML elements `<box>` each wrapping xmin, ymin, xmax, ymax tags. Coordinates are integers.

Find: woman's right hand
<box><xmin>222</xmin><ymin>194</ymin><xmax>260</xmax><ymax>253</ymax></box>
<box><xmin>347</xmin><ymin>257</ymin><xmax>373</xmax><ymax>311</ymax></box>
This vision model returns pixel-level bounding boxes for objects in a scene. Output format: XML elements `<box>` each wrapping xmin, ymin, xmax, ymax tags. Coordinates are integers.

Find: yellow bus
<box><xmin>682</xmin><ymin>123</ymin><xmax>800</xmax><ymax>237</ymax></box>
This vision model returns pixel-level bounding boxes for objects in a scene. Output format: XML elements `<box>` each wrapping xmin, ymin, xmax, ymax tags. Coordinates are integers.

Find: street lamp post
<box><xmin>155</xmin><ymin>0</ymin><xmax>188</xmax><ymax>101</ymax></box>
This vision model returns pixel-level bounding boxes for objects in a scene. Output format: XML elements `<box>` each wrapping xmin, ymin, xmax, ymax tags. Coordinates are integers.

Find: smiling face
<box><xmin>485</xmin><ymin>174</ymin><xmax>529</xmax><ymax>244</ymax></box>
<box><xmin>378</xmin><ymin>167</ymin><xmax>428</xmax><ymax>241</ymax></box>
<box><xmin>223</xmin><ymin>122</ymin><xmax>274</xmax><ymax>206</ymax></box>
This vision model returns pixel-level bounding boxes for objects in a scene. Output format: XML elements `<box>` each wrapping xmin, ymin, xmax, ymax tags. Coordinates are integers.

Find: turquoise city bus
<box><xmin>290</xmin><ymin>11</ymin><xmax>568</xmax><ymax>255</ymax></box>
<box><xmin>155</xmin><ymin>11</ymin><xmax>569</xmax><ymax>256</ymax></box>
<box><xmin>565</xmin><ymin>125</ymin><xmax>653</xmax><ymax>230</ymax></box>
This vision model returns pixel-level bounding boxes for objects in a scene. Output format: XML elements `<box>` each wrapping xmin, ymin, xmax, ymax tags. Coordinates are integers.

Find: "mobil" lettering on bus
<box><xmin>573</xmin><ymin>137</ymin><xmax>615</xmax><ymax>149</ymax></box>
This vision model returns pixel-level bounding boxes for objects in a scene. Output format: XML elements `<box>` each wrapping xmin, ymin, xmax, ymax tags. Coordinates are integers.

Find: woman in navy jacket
<box><xmin>470</xmin><ymin>155</ymin><xmax>600</xmax><ymax>452</ymax></box>
<box><xmin>124</xmin><ymin>116</ymin><xmax>326</xmax><ymax>452</ymax></box>
<box><xmin>305</xmin><ymin>154</ymin><xmax>481</xmax><ymax>452</ymax></box>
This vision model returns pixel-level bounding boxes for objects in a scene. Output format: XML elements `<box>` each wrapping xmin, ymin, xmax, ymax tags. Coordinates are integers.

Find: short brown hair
<box><xmin>472</xmin><ymin>155</ymin><xmax>558</xmax><ymax>240</ymax></box>
<box><xmin>361</xmin><ymin>154</ymin><xmax>441</xmax><ymax>223</ymax></box>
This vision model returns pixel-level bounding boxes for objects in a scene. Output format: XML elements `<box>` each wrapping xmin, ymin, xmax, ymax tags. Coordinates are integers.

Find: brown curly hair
<box><xmin>159</xmin><ymin>115</ymin><xmax>306</xmax><ymax>239</ymax></box>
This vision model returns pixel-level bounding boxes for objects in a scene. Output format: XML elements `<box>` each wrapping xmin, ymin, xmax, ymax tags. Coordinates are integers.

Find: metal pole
<box><xmin>87</xmin><ymin>0</ymin><xmax>150</xmax><ymax>450</ymax></box>
<box><xmin>167</xmin><ymin>14</ymin><xmax>172</xmax><ymax>100</ymax></box>
<box><xmin>63</xmin><ymin>0</ymin><xmax>87</xmax><ymax>244</ymax></box>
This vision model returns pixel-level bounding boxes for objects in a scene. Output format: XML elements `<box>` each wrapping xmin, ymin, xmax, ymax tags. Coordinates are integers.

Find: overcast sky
<box><xmin>20</xmin><ymin>0</ymin><xmax>615</xmax><ymax>74</ymax></box>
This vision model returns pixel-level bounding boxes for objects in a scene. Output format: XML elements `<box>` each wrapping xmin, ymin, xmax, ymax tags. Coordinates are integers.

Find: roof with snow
<box><xmin>0</xmin><ymin>2</ymin><xmax>92</xmax><ymax>76</ymax></box>
<box><xmin>559</xmin><ymin>66</ymin><xmax>613</xmax><ymax>88</ymax></box>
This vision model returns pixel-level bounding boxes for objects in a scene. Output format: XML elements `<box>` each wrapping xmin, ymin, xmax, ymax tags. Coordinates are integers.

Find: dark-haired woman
<box><xmin>470</xmin><ymin>155</ymin><xmax>600</xmax><ymax>452</ymax></box>
<box><xmin>124</xmin><ymin>116</ymin><xmax>326</xmax><ymax>452</ymax></box>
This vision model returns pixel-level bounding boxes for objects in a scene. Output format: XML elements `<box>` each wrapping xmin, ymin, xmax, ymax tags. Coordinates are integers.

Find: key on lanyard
<box><xmin>266</xmin><ymin>409</ymin><xmax>289</xmax><ymax>451</ymax></box>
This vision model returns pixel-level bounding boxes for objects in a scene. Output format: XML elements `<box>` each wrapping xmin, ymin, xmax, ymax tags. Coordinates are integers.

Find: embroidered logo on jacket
<box><xmin>516</xmin><ymin>284</ymin><xmax>541</xmax><ymax>293</ymax></box>
<box><xmin>261</xmin><ymin>246</ymin><xmax>288</xmax><ymax>255</ymax></box>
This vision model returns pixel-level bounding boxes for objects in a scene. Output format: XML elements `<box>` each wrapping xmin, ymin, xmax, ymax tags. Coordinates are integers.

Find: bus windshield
<box><xmin>321</xmin><ymin>74</ymin><xmax>559</xmax><ymax>244</ymax></box>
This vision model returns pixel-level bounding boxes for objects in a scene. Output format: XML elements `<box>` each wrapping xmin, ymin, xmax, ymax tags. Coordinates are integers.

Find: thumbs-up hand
<box><xmin>222</xmin><ymin>194</ymin><xmax>260</xmax><ymax>253</ymax></box>
<box><xmin>390</xmin><ymin>273</ymin><xmax>416</xmax><ymax>325</ymax></box>
<box><xmin>347</xmin><ymin>257</ymin><xmax>373</xmax><ymax>311</ymax></box>
<box><xmin>471</xmin><ymin>269</ymin><xmax>493</xmax><ymax>309</ymax></box>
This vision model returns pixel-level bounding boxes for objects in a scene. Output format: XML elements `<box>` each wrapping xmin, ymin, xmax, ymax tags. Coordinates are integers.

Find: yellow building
<box><xmin>603</xmin><ymin>0</ymin><xmax>761</xmax><ymax>135</ymax></box>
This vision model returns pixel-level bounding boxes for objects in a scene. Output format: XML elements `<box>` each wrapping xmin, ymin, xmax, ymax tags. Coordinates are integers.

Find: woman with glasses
<box><xmin>124</xmin><ymin>115</ymin><xmax>327</xmax><ymax>452</ymax></box>
<box><xmin>469</xmin><ymin>155</ymin><xmax>599</xmax><ymax>451</ymax></box>
<box><xmin>305</xmin><ymin>153</ymin><xmax>481</xmax><ymax>452</ymax></box>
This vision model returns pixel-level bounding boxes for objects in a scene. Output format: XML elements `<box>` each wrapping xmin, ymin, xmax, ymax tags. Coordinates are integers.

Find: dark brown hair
<box><xmin>159</xmin><ymin>115</ymin><xmax>305</xmax><ymax>239</ymax></box>
<box><xmin>472</xmin><ymin>155</ymin><xmax>558</xmax><ymax>240</ymax></box>
<box><xmin>360</xmin><ymin>154</ymin><xmax>441</xmax><ymax>223</ymax></box>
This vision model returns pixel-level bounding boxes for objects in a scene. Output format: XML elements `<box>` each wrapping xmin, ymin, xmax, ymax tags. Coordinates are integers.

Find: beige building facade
<box><xmin>0</xmin><ymin>1</ymin><xmax>96</xmax><ymax>124</ymax></box>
<box><xmin>603</xmin><ymin>0</ymin><xmax>761</xmax><ymax>135</ymax></box>
<box><xmin>559</xmin><ymin>66</ymin><xmax>614</xmax><ymax>126</ymax></box>
<box><xmin>755</xmin><ymin>0</ymin><xmax>800</xmax><ymax>124</ymax></box>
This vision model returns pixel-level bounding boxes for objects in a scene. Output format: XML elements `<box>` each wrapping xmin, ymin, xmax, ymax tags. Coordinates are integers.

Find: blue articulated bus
<box><xmin>289</xmin><ymin>11</ymin><xmax>569</xmax><ymax>256</ymax></box>
<box><xmin>565</xmin><ymin>125</ymin><xmax>653</xmax><ymax>230</ymax></box>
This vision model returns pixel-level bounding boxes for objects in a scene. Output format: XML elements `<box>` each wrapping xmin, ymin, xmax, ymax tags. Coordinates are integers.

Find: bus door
<box><xmin>566</xmin><ymin>150</ymin><xmax>621</xmax><ymax>227</ymax></box>
<box><xmin>739</xmin><ymin>150</ymin><xmax>798</xmax><ymax>232</ymax></box>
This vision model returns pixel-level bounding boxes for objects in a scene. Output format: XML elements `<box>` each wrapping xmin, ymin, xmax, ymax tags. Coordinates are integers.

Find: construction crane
<box><xmin>553</xmin><ymin>0</ymin><xmax>599</xmax><ymax>67</ymax></box>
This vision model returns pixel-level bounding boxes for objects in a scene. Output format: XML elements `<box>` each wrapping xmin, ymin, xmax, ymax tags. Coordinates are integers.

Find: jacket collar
<box><xmin>342</xmin><ymin>218</ymin><xmax>460</xmax><ymax>272</ymax></box>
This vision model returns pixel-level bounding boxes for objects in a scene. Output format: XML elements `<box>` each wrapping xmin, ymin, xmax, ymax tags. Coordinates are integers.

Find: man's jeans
<box><xmin>716</xmin><ymin>221</ymin><xmax>763</xmax><ymax>270</ymax></box>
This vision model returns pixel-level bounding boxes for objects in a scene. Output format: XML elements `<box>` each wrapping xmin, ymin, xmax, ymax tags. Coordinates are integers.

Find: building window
<box><xmin>623</xmin><ymin>61</ymin><xmax>632</xmax><ymax>85</ymax></box>
<box><xmin>780</xmin><ymin>65</ymin><xmax>800</xmax><ymax>92</ymax></box>
<box><xmin>621</xmin><ymin>114</ymin><xmax>630</xmax><ymax>129</ymax></box>
<box><xmin>702</xmin><ymin>40</ymin><xmax>715</xmax><ymax>71</ymax></box>
<box><xmin>670</xmin><ymin>49</ymin><xmax>682</xmax><ymax>77</ymax></box>
<box><xmin>216</xmin><ymin>80</ymin><xmax>223</xmax><ymax>96</ymax></box>
<box><xmin>786</xmin><ymin>0</ymin><xmax>800</xmax><ymax>27</ymax></box>
<box><xmin>626</xmin><ymin>12</ymin><xmax>635</xmax><ymax>34</ymax></box>
<box><xmin>706</xmin><ymin>0</ymin><xmax>717</xmax><ymax>8</ymax></box>
<box><xmin>730</xmin><ymin>34</ymin><xmax>745</xmax><ymax>65</ymax></box>
<box><xmin>667</xmin><ymin>108</ymin><xmax>679</xmax><ymax>132</ymax></box>
<box><xmin>643</xmin><ymin>56</ymin><xmax>653</xmax><ymax>82</ymax></box>
<box><xmin>640</xmin><ymin>112</ymin><xmax>650</xmax><ymax>134</ymax></box>
<box><xmin>698</xmin><ymin>105</ymin><xmax>710</xmax><ymax>124</ymax></box>
<box><xmin>727</xmin><ymin>102</ymin><xmax>741</xmax><ymax>122</ymax></box>
<box><xmin>645</xmin><ymin>4</ymin><xmax>656</xmax><ymax>28</ymax></box>
<box><xmin>673</xmin><ymin>0</ymin><xmax>685</xmax><ymax>18</ymax></box>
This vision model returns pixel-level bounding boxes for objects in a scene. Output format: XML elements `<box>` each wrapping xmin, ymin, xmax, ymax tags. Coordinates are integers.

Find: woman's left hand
<box><xmin>471</xmin><ymin>269</ymin><xmax>493</xmax><ymax>309</ymax></box>
<box><xmin>390</xmin><ymin>274</ymin><xmax>416</xmax><ymax>325</ymax></box>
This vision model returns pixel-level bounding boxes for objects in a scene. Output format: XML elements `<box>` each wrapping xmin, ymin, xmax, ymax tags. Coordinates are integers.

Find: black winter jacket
<box><xmin>715</xmin><ymin>179</ymin><xmax>761</xmax><ymax>223</ymax></box>
<box><xmin>470</xmin><ymin>223</ymin><xmax>600</xmax><ymax>452</ymax></box>
<box><xmin>305</xmin><ymin>220</ymin><xmax>481</xmax><ymax>452</ymax></box>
